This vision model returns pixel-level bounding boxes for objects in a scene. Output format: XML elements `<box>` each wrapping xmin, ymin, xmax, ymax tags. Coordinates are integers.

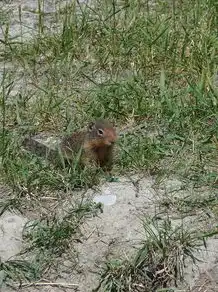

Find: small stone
<box><xmin>93</xmin><ymin>195</ymin><xmax>117</xmax><ymax>206</ymax></box>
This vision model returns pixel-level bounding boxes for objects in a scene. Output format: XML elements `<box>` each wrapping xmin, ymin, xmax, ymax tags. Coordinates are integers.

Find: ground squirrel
<box><xmin>23</xmin><ymin>119</ymin><xmax>117</xmax><ymax>171</ymax></box>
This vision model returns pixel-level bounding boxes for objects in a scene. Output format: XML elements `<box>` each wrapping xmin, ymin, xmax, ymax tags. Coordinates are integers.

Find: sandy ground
<box><xmin>1</xmin><ymin>176</ymin><xmax>218</xmax><ymax>292</ymax></box>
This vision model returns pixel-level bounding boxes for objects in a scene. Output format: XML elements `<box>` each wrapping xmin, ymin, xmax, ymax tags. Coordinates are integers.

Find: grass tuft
<box><xmin>95</xmin><ymin>216</ymin><xmax>208</xmax><ymax>292</ymax></box>
<box><xmin>22</xmin><ymin>200</ymin><xmax>102</xmax><ymax>257</ymax></box>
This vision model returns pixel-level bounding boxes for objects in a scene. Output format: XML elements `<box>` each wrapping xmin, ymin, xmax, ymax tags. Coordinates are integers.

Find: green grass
<box><xmin>22</xmin><ymin>200</ymin><xmax>102</xmax><ymax>257</ymax></box>
<box><xmin>0</xmin><ymin>259</ymin><xmax>40</xmax><ymax>286</ymax></box>
<box><xmin>0</xmin><ymin>200</ymin><xmax>102</xmax><ymax>288</ymax></box>
<box><xmin>0</xmin><ymin>0</ymin><xmax>218</xmax><ymax>290</ymax></box>
<box><xmin>94</xmin><ymin>216</ymin><xmax>213</xmax><ymax>292</ymax></box>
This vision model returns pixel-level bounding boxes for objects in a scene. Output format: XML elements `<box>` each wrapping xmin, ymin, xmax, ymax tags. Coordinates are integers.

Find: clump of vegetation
<box><xmin>22</xmin><ymin>200</ymin><xmax>102</xmax><ymax>257</ymax></box>
<box><xmin>0</xmin><ymin>259</ymin><xmax>40</xmax><ymax>287</ymax></box>
<box><xmin>95</xmin><ymin>216</ymin><xmax>210</xmax><ymax>292</ymax></box>
<box><xmin>0</xmin><ymin>200</ymin><xmax>102</xmax><ymax>287</ymax></box>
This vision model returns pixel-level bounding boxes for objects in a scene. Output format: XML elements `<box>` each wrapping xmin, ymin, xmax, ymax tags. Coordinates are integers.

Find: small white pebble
<box><xmin>93</xmin><ymin>195</ymin><xmax>117</xmax><ymax>206</ymax></box>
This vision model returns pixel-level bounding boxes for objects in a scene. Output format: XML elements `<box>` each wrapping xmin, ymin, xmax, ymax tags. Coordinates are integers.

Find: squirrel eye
<box><xmin>98</xmin><ymin>129</ymin><xmax>104</xmax><ymax>136</ymax></box>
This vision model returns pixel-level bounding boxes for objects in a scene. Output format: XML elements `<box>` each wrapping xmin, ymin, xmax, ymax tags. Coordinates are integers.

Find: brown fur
<box><xmin>60</xmin><ymin>119</ymin><xmax>117</xmax><ymax>170</ymax></box>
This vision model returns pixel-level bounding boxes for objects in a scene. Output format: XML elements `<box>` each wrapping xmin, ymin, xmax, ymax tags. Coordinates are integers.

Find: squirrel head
<box><xmin>87</xmin><ymin>119</ymin><xmax>117</xmax><ymax>147</ymax></box>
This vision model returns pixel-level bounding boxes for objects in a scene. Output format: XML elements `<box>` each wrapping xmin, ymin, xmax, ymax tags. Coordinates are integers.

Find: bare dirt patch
<box><xmin>1</xmin><ymin>176</ymin><xmax>218</xmax><ymax>292</ymax></box>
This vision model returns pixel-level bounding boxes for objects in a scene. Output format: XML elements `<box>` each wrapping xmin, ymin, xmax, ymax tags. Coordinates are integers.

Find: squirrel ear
<box><xmin>88</xmin><ymin>121</ymin><xmax>95</xmax><ymax>131</ymax></box>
